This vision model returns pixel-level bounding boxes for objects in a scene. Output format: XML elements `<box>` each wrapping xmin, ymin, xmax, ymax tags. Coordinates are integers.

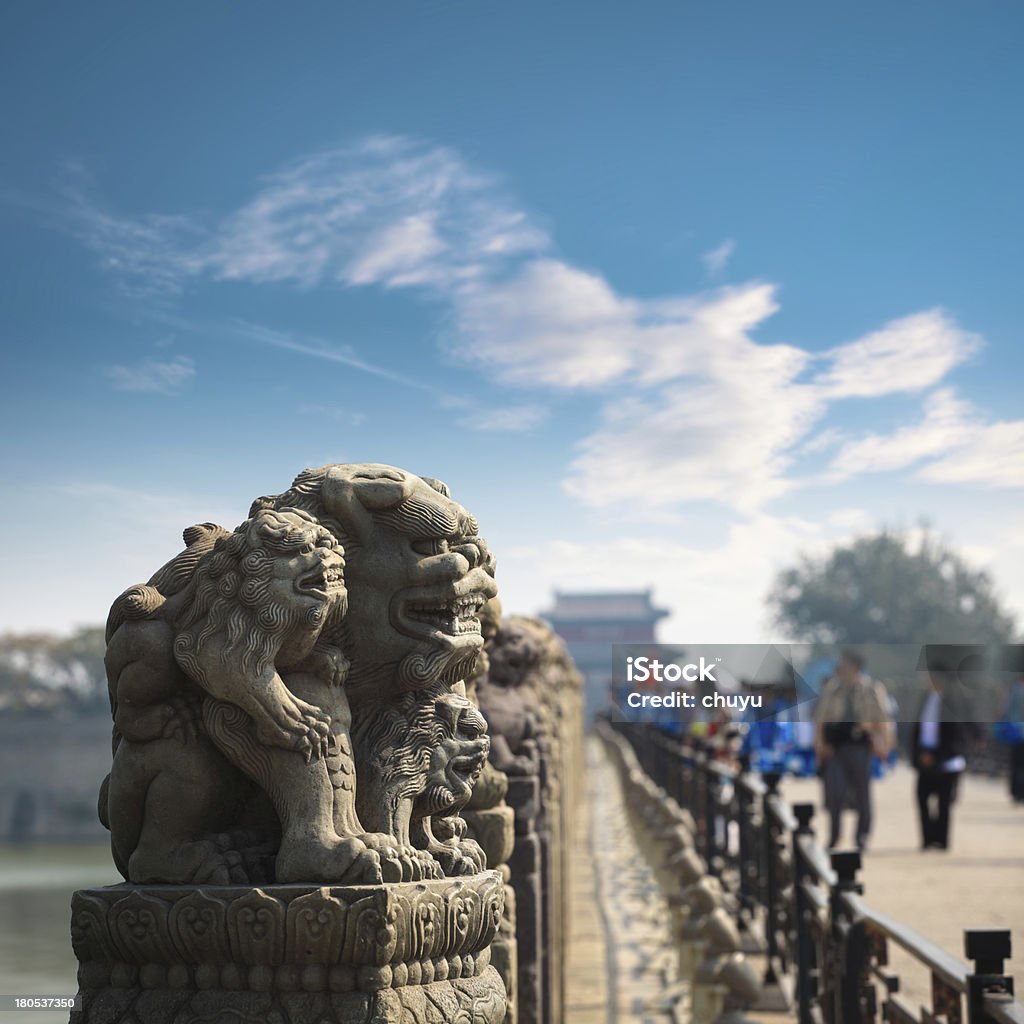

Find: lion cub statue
<box><xmin>101</xmin><ymin>507</ymin><xmax>384</xmax><ymax>885</ymax></box>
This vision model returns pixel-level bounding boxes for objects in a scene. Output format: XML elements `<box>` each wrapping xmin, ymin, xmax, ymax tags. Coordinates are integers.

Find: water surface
<box><xmin>0</xmin><ymin>846</ymin><xmax>117</xmax><ymax>1024</ymax></box>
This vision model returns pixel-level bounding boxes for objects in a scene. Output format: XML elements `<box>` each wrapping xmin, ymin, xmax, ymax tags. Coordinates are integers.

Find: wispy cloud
<box><xmin>457</xmin><ymin>404</ymin><xmax>549</xmax><ymax>433</ymax></box>
<box><xmin>815</xmin><ymin>310</ymin><xmax>982</xmax><ymax>398</ymax></box>
<box><xmin>62</xmin><ymin>136</ymin><xmax>545</xmax><ymax>296</ymax></box>
<box><xmin>828</xmin><ymin>388</ymin><xmax>1024</xmax><ymax>488</ymax></box>
<box><xmin>104</xmin><ymin>355</ymin><xmax>195</xmax><ymax>394</ymax></box>
<box><xmin>298</xmin><ymin>403</ymin><xmax>368</xmax><ymax>427</ymax></box>
<box><xmin>59</xmin><ymin>180</ymin><xmax>205</xmax><ymax>297</ymax></box>
<box><xmin>702</xmin><ymin>238</ymin><xmax>735</xmax><ymax>276</ymax></box>
<box><xmin>57</xmin><ymin>134</ymin><xmax>1007</xmax><ymax>512</ymax></box>
<box><xmin>226</xmin><ymin>319</ymin><xmax>434</xmax><ymax>392</ymax></box>
<box><xmin>203</xmin><ymin>137</ymin><xmax>547</xmax><ymax>289</ymax></box>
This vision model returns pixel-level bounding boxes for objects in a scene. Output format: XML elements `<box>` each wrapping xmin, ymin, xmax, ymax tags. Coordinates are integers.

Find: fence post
<box><xmin>671</xmin><ymin>737</ymin><xmax>685</xmax><ymax>807</ymax></box>
<box><xmin>792</xmin><ymin>802</ymin><xmax>817</xmax><ymax>1024</ymax></box>
<box><xmin>697</xmin><ymin>741</ymin><xmax>717</xmax><ymax>874</ymax></box>
<box><xmin>965</xmin><ymin>930</ymin><xmax>1014</xmax><ymax>1024</ymax></box>
<box><xmin>736</xmin><ymin>756</ymin><xmax>756</xmax><ymax>920</ymax></box>
<box><xmin>830</xmin><ymin>851</ymin><xmax>866</xmax><ymax>1024</ymax></box>
<box><xmin>761</xmin><ymin>771</ymin><xmax>783</xmax><ymax>981</ymax></box>
<box><xmin>688</xmin><ymin>743</ymin><xmax>700</xmax><ymax>822</ymax></box>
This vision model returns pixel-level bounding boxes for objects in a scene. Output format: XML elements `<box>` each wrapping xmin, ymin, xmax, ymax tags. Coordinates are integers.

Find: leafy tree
<box><xmin>0</xmin><ymin>625</ymin><xmax>107</xmax><ymax>713</ymax></box>
<box><xmin>769</xmin><ymin>529</ymin><xmax>1017</xmax><ymax>645</ymax></box>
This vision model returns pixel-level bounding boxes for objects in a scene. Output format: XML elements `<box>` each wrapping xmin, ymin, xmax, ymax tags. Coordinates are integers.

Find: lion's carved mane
<box><xmin>101</xmin><ymin>507</ymin><xmax>361</xmax><ymax>885</ymax></box>
<box><xmin>173</xmin><ymin>508</ymin><xmax>346</xmax><ymax>697</ymax></box>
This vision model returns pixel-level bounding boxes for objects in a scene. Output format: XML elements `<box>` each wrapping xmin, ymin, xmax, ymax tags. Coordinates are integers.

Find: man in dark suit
<box><xmin>911</xmin><ymin>661</ymin><xmax>979</xmax><ymax>851</ymax></box>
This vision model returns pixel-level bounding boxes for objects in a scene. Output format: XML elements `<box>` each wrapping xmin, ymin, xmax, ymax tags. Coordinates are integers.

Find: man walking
<box><xmin>998</xmin><ymin>674</ymin><xmax>1024</xmax><ymax>804</ymax></box>
<box><xmin>814</xmin><ymin>650</ymin><xmax>893</xmax><ymax>851</ymax></box>
<box><xmin>911</xmin><ymin>655</ymin><xmax>979</xmax><ymax>849</ymax></box>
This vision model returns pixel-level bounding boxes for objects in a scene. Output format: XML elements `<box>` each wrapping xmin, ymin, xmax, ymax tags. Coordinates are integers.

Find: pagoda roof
<box><xmin>543</xmin><ymin>589</ymin><xmax>669</xmax><ymax>622</ymax></box>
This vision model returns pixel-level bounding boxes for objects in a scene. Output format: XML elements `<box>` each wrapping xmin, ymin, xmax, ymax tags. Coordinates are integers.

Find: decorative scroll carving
<box><xmin>168</xmin><ymin>890</ymin><xmax>230</xmax><ymax>964</ymax></box>
<box><xmin>225</xmin><ymin>888</ymin><xmax>286</xmax><ymax>966</ymax></box>
<box><xmin>71</xmin><ymin>874</ymin><xmax>502</xmax><ymax>975</ymax></box>
<box><xmin>286</xmin><ymin>887</ymin><xmax>346</xmax><ymax>965</ymax></box>
<box><xmin>70</xmin><ymin>892</ymin><xmax>120</xmax><ymax>966</ymax></box>
<box><xmin>109</xmin><ymin>891</ymin><xmax>177</xmax><ymax>965</ymax></box>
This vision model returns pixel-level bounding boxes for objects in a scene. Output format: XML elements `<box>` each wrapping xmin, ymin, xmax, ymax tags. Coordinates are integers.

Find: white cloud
<box><xmin>828</xmin><ymin>388</ymin><xmax>973</xmax><ymax>478</ymax></box>
<box><xmin>104</xmin><ymin>356</ymin><xmax>195</xmax><ymax>394</ymax></box>
<box><xmin>702</xmin><ymin>238</ymin><xmax>735</xmax><ymax>275</ymax></box>
<box><xmin>495</xmin><ymin>512</ymin><xmax>827</xmax><ymax>642</ymax></box>
<box><xmin>565</xmin><ymin>345</ymin><xmax>820</xmax><ymax>513</ymax></box>
<box><xmin>796</xmin><ymin>427</ymin><xmax>846</xmax><ymax>456</ymax></box>
<box><xmin>61</xmin><ymin>136</ymin><xmax>546</xmax><ymax>295</ymax></box>
<box><xmin>60</xmin><ymin>180</ymin><xmax>205</xmax><ymax>296</ymax></box>
<box><xmin>921</xmin><ymin>420</ymin><xmax>1024</xmax><ymax>487</ymax></box>
<box><xmin>815</xmin><ymin>310</ymin><xmax>981</xmax><ymax>398</ymax></box>
<box><xmin>200</xmin><ymin>136</ymin><xmax>547</xmax><ymax>290</ymax></box>
<box><xmin>450</xmin><ymin>260</ymin><xmax>639</xmax><ymax>388</ymax></box>
<box><xmin>62</xmin><ymin>135</ymin><xmax>1001</xmax><ymax>514</ymax></box>
<box><xmin>346</xmin><ymin>213</ymin><xmax>448</xmax><ymax>287</ymax></box>
<box><xmin>451</xmin><ymin>269</ymin><xmax>786</xmax><ymax>392</ymax></box>
<box><xmin>828</xmin><ymin>387</ymin><xmax>1024</xmax><ymax>488</ymax></box>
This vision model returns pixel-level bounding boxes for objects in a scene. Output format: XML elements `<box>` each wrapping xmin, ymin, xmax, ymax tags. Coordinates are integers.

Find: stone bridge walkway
<box><xmin>566</xmin><ymin>738</ymin><xmax>679</xmax><ymax>1024</ymax></box>
<box><xmin>566</xmin><ymin>744</ymin><xmax>1024</xmax><ymax>1023</ymax></box>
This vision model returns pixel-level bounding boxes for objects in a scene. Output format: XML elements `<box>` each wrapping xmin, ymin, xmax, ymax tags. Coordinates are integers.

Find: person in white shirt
<box><xmin>911</xmin><ymin>660</ymin><xmax>978</xmax><ymax>850</ymax></box>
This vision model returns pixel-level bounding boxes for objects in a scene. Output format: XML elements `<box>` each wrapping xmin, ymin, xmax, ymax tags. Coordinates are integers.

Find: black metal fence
<box><xmin>613</xmin><ymin>723</ymin><xmax>1022</xmax><ymax>1024</ymax></box>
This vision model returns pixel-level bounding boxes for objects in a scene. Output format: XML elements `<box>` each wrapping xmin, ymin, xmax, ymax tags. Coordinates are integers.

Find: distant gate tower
<box><xmin>541</xmin><ymin>589</ymin><xmax>669</xmax><ymax>724</ymax></box>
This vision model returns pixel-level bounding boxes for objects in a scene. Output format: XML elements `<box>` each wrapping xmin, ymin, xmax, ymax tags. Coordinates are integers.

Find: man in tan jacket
<box><xmin>814</xmin><ymin>650</ymin><xmax>894</xmax><ymax>851</ymax></box>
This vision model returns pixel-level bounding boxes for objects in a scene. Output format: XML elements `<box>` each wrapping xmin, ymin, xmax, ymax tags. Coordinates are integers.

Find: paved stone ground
<box><xmin>566</xmin><ymin>737</ymin><xmax>679</xmax><ymax>1024</ymax></box>
<box><xmin>565</xmin><ymin>742</ymin><xmax>611</xmax><ymax>1024</ymax></box>
<box><xmin>782</xmin><ymin>764</ymin><xmax>1024</xmax><ymax>1013</ymax></box>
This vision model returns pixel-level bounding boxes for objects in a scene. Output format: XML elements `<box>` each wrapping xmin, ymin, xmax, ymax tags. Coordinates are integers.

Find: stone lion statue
<box><xmin>351</xmin><ymin>683</ymin><xmax>490</xmax><ymax>877</ymax></box>
<box><xmin>250</xmin><ymin>464</ymin><xmax>500</xmax><ymax>878</ymax></box>
<box><xmin>101</xmin><ymin>507</ymin><xmax>381</xmax><ymax>885</ymax></box>
<box><xmin>100</xmin><ymin>464</ymin><xmax>499</xmax><ymax>885</ymax></box>
<box><xmin>249</xmin><ymin>463</ymin><xmax>498</xmax><ymax>706</ymax></box>
<box><xmin>476</xmin><ymin>618</ymin><xmax>545</xmax><ymax>777</ymax></box>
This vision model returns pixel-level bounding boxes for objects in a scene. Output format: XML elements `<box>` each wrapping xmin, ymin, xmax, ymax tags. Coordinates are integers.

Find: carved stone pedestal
<box><xmin>70</xmin><ymin>872</ymin><xmax>507</xmax><ymax>1024</ymax></box>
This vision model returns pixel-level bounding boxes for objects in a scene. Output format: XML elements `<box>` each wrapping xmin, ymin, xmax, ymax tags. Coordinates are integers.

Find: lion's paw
<box><xmin>357</xmin><ymin>835</ymin><xmax>443</xmax><ymax>882</ymax></box>
<box><xmin>410</xmin><ymin>848</ymin><xmax>445</xmax><ymax>881</ymax></box>
<box><xmin>276</xmin><ymin>836</ymin><xmax>381</xmax><ymax>885</ymax></box>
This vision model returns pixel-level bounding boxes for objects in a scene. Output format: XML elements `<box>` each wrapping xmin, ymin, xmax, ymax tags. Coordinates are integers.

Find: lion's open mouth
<box><xmin>404</xmin><ymin>593</ymin><xmax>487</xmax><ymax>637</ymax></box>
<box><xmin>450</xmin><ymin>750</ymin><xmax>488</xmax><ymax>777</ymax></box>
<box><xmin>297</xmin><ymin>561</ymin><xmax>345</xmax><ymax>599</ymax></box>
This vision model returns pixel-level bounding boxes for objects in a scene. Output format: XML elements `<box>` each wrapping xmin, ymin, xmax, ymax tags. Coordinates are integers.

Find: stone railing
<box><xmin>601</xmin><ymin>721</ymin><xmax>1024</xmax><ymax>1024</ymax></box>
<box><xmin>476</xmin><ymin>615</ymin><xmax>584</xmax><ymax>1024</ymax></box>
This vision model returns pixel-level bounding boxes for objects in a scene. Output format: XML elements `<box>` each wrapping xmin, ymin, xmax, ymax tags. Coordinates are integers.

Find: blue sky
<box><xmin>2</xmin><ymin>2</ymin><xmax>1023</xmax><ymax>639</ymax></box>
